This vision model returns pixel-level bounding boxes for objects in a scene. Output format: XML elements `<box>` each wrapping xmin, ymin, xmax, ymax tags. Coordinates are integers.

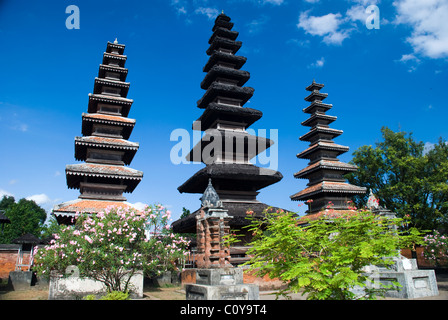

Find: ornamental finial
<box><xmin>114</xmin><ymin>38</ymin><xmax>118</xmax><ymax>44</ymax></box>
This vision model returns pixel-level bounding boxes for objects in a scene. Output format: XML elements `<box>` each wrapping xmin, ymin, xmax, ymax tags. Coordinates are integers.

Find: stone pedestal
<box><xmin>357</xmin><ymin>256</ymin><xmax>439</xmax><ymax>299</ymax></box>
<box><xmin>186</xmin><ymin>268</ymin><xmax>259</xmax><ymax>300</ymax></box>
<box><xmin>372</xmin><ymin>256</ymin><xmax>439</xmax><ymax>299</ymax></box>
<box><xmin>8</xmin><ymin>271</ymin><xmax>33</xmax><ymax>291</ymax></box>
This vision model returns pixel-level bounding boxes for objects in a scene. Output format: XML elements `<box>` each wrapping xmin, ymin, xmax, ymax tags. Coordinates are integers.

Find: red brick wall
<box><xmin>0</xmin><ymin>249</ymin><xmax>32</xmax><ymax>279</ymax></box>
<box><xmin>401</xmin><ymin>247</ymin><xmax>447</xmax><ymax>268</ymax></box>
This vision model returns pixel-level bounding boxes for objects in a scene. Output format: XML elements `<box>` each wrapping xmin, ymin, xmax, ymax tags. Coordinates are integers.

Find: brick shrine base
<box><xmin>181</xmin><ymin>267</ymin><xmax>286</xmax><ymax>292</ymax></box>
<box><xmin>185</xmin><ymin>268</ymin><xmax>259</xmax><ymax>300</ymax></box>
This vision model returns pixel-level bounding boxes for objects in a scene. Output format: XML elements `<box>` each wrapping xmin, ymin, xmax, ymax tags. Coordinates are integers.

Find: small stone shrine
<box><xmin>53</xmin><ymin>40</ymin><xmax>143</xmax><ymax>224</ymax></box>
<box><xmin>172</xmin><ymin>12</ymin><xmax>283</xmax><ymax>250</ymax></box>
<box><xmin>290</xmin><ymin>80</ymin><xmax>366</xmax><ymax>217</ymax></box>
<box><xmin>185</xmin><ymin>179</ymin><xmax>259</xmax><ymax>300</ymax></box>
<box><xmin>363</xmin><ymin>191</ymin><xmax>439</xmax><ymax>299</ymax></box>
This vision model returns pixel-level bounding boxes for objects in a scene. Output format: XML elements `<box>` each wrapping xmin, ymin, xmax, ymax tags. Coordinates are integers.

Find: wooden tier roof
<box><xmin>87</xmin><ymin>94</ymin><xmax>133</xmax><ymax>117</ymax></box>
<box><xmin>302</xmin><ymin>100</ymin><xmax>333</xmax><ymax>114</ymax></box>
<box><xmin>296</xmin><ymin>141</ymin><xmax>349</xmax><ymax>159</ymax></box>
<box><xmin>203</xmin><ymin>51</ymin><xmax>247</xmax><ymax>72</ymax></box>
<box><xmin>106</xmin><ymin>41</ymin><xmax>125</xmax><ymax>55</ymax></box>
<box><xmin>299</xmin><ymin>125</ymin><xmax>343</xmax><ymax>142</ymax></box>
<box><xmin>197</xmin><ymin>82</ymin><xmax>254</xmax><ymax>109</ymax></box>
<box><xmin>195</xmin><ymin>102</ymin><xmax>262</xmax><ymax>131</ymax></box>
<box><xmin>301</xmin><ymin>112</ymin><xmax>336</xmax><ymax>127</ymax></box>
<box><xmin>201</xmin><ymin>65</ymin><xmax>250</xmax><ymax>89</ymax></box>
<box><xmin>305</xmin><ymin>80</ymin><xmax>325</xmax><ymax>92</ymax></box>
<box><xmin>81</xmin><ymin>113</ymin><xmax>135</xmax><ymax>139</ymax></box>
<box><xmin>186</xmin><ymin>129</ymin><xmax>273</xmax><ymax>163</ymax></box>
<box><xmin>66</xmin><ymin>163</ymin><xmax>142</xmax><ymax>192</ymax></box>
<box><xmin>53</xmin><ymin>199</ymin><xmax>141</xmax><ymax>224</ymax></box>
<box><xmin>74</xmin><ymin>136</ymin><xmax>139</xmax><ymax>164</ymax></box>
<box><xmin>208</xmin><ymin>27</ymin><xmax>239</xmax><ymax>43</ymax></box>
<box><xmin>212</xmin><ymin>13</ymin><xmax>234</xmax><ymax>32</ymax></box>
<box><xmin>98</xmin><ymin>64</ymin><xmax>128</xmax><ymax>82</ymax></box>
<box><xmin>305</xmin><ymin>90</ymin><xmax>328</xmax><ymax>102</ymax></box>
<box><xmin>206</xmin><ymin>36</ymin><xmax>242</xmax><ymax>55</ymax></box>
<box><xmin>102</xmin><ymin>52</ymin><xmax>127</xmax><ymax>67</ymax></box>
<box><xmin>294</xmin><ymin>160</ymin><xmax>358</xmax><ymax>179</ymax></box>
<box><xmin>93</xmin><ymin>77</ymin><xmax>130</xmax><ymax>97</ymax></box>
<box><xmin>290</xmin><ymin>181</ymin><xmax>367</xmax><ymax>201</ymax></box>
<box><xmin>178</xmin><ymin>163</ymin><xmax>282</xmax><ymax>194</ymax></box>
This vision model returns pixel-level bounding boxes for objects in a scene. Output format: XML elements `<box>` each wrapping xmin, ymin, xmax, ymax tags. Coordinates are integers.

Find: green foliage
<box><xmin>100</xmin><ymin>291</ymin><xmax>130</xmax><ymax>300</ymax></box>
<box><xmin>33</xmin><ymin>204</ymin><xmax>189</xmax><ymax>293</ymax></box>
<box><xmin>40</xmin><ymin>215</ymin><xmax>62</xmax><ymax>240</ymax></box>
<box><xmin>237</xmin><ymin>208</ymin><xmax>405</xmax><ymax>300</ymax></box>
<box><xmin>0</xmin><ymin>196</ymin><xmax>47</xmax><ymax>244</ymax></box>
<box><xmin>83</xmin><ymin>291</ymin><xmax>129</xmax><ymax>300</ymax></box>
<box><xmin>346</xmin><ymin>127</ymin><xmax>448</xmax><ymax>231</ymax></box>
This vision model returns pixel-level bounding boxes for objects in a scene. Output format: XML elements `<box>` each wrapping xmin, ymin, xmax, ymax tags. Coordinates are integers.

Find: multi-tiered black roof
<box><xmin>53</xmin><ymin>40</ymin><xmax>143</xmax><ymax>224</ymax></box>
<box><xmin>173</xmin><ymin>13</ymin><xmax>283</xmax><ymax>234</ymax></box>
<box><xmin>290</xmin><ymin>80</ymin><xmax>366</xmax><ymax>216</ymax></box>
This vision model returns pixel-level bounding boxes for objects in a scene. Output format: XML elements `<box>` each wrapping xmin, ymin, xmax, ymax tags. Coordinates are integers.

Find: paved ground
<box><xmin>1</xmin><ymin>271</ymin><xmax>447</xmax><ymax>300</ymax></box>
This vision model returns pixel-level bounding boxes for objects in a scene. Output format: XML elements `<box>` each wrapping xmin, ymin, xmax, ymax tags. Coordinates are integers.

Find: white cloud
<box><xmin>396</xmin><ymin>53</ymin><xmax>421</xmax><ymax>72</ymax></box>
<box><xmin>394</xmin><ymin>0</ymin><xmax>448</xmax><ymax>59</ymax></box>
<box><xmin>246</xmin><ymin>15</ymin><xmax>270</xmax><ymax>34</ymax></box>
<box><xmin>194</xmin><ymin>7</ymin><xmax>219</xmax><ymax>20</ymax></box>
<box><xmin>399</xmin><ymin>53</ymin><xmax>420</xmax><ymax>62</ymax></box>
<box><xmin>171</xmin><ymin>0</ymin><xmax>188</xmax><ymax>15</ymax></box>
<box><xmin>310</xmin><ymin>57</ymin><xmax>325</xmax><ymax>68</ymax></box>
<box><xmin>297</xmin><ymin>11</ymin><xmax>350</xmax><ymax>45</ymax></box>
<box><xmin>26</xmin><ymin>194</ymin><xmax>52</xmax><ymax>206</ymax></box>
<box><xmin>131</xmin><ymin>202</ymin><xmax>149</xmax><ymax>211</ymax></box>
<box><xmin>262</xmin><ymin>0</ymin><xmax>284</xmax><ymax>4</ymax></box>
<box><xmin>346</xmin><ymin>4</ymin><xmax>368</xmax><ymax>23</ymax></box>
<box><xmin>0</xmin><ymin>189</ymin><xmax>14</xmax><ymax>199</ymax></box>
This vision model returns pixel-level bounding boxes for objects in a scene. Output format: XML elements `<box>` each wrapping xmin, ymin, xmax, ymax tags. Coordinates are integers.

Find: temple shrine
<box><xmin>290</xmin><ymin>80</ymin><xmax>366</xmax><ymax>217</ymax></box>
<box><xmin>172</xmin><ymin>13</ymin><xmax>283</xmax><ymax>248</ymax></box>
<box><xmin>53</xmin><ymin>40</ymin><xmax>143</xmax><ymax>224</ymax></box>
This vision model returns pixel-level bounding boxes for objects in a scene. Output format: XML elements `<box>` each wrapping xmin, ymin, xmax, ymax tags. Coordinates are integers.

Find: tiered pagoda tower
<box><xmin>172</xmin><ymin>13</ymin><xmax>283</xmax><ymax>238</ymax></box>
<box><xmin>290</xmin><ymin>80</ymin><xmax>366</xmax><ymax>216</ymax></box>
<box><xmin>53</xmin><ymin>40</ymin><xmax>143</xmax><ymax>225</ymax></box>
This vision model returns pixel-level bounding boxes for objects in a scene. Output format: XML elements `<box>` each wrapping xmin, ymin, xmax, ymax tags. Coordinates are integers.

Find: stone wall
<box><xmin>48</xmin><ymin>270</ymin><xmax>144</xmax><ymax>300</ymax></box>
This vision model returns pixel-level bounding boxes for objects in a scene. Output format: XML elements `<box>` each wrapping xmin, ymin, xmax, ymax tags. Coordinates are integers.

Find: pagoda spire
<box><xmin>290</xmin><ymin>80</ymin><xmax>366</xmax><ymax>215</ymax></box>
<box><xmin>172</xmin><ymin>13</ymin><xmax>283</xmax><ymax>241</ymax></box>
<box><xmin>53</xmin><ymin>41</ymin><xmax>143</xmax><ymax>225</ymax></box>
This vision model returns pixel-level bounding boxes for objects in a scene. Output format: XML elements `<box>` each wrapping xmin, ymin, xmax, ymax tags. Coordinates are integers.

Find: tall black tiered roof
<box><xmin>53</xmin><ymin>41</ymin><xmax>143</xmax><ymax>224</ymax></box>
<box><xmin>290</xmin><ymin>80</ymin><xmax>366</xmax><ymax>215</ymax></box>
<box><xmin>173</xmin><ymin>13</ymin><xmax>283</xmax><ymax>233</ymax></box>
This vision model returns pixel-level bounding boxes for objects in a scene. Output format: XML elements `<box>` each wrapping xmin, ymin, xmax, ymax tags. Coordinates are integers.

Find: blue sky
<box><xmin>0</xmin><ymin>0</ymin><xmax>447</xmax><ymax>223</ymax></box>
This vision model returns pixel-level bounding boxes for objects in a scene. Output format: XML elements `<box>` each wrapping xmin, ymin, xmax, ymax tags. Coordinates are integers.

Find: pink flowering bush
<box><xmin>423</xmin><ymin>230</ymin><xmax>448</xmax><ymax>267</ymax></box>
<box><xmin>33</xmin><ymin>205</ymin><xmax>189</xmax><ymax>293</ymax></box>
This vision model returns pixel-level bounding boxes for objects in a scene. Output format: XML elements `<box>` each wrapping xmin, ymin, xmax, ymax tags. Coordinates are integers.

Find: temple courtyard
<box><xmin>1</xmin><ymin>271</ymin><xmax>447</xmax><ymax>300</ymax></box>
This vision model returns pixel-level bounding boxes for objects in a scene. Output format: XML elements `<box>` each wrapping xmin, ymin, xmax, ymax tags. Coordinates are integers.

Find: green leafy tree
<box><xmin>0</xmin><ymin>196</ymin><xmax>47</xmax><ymax>244</ymax></box>
<box><xmin>346</xmin><ymin>127</ymin><xmax>448</xmax><ymax>231</ymax></box>
<box><xmin>239</xmin><ymin>208</ymin><xmax>404</xmax><ymax>300</ymax></box>
<box><xmin>40</xmin><ymin>215</ymin><xmax>62</xmax><ymax>240</ymax></box>
<box><xmin>33</xmin><ymin>204</ymin><xmax>189</xmax><ymax>293</ymax></box>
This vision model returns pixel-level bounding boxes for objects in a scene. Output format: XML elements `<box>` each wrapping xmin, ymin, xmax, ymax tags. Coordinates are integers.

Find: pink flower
<box><xmin>84</xmin><ymin>235</ymin><xmax>93</xmax><ymax>244</ymax></box>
